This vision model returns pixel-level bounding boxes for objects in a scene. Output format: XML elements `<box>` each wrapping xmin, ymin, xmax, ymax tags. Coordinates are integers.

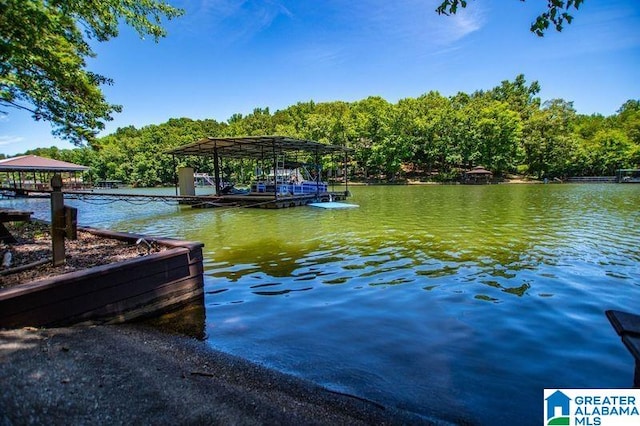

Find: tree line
<box><xmin>13</xmin><ymin>75</ymin><xmax>640</xmax><ymax>187</ymax></box>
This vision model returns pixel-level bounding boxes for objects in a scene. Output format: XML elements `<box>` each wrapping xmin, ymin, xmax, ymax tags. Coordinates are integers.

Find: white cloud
<box><xmin>0</xmin><ymin>135</ymin><xmax>24</xmax><ymax>146</ymax></box>
<box><xmin>443</xmin><ymin>7</ymin><xmax>484</xmax><ymax>42</ymax></box>
<box><xmin>181</xmin><ymin>0</ymin><xmax>293</xmax><ymax>43</ymax></box>
<box><xmin>334</xmin><ymin>0</ymin><xmax>485</xmax><ymax>50</ymax></box>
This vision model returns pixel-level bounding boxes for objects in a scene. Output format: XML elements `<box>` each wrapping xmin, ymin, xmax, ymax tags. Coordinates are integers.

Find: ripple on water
<box><xmin>4</xmin><ymin>184</ymin><xmax>640</xmax><ymax>424</ymax></box>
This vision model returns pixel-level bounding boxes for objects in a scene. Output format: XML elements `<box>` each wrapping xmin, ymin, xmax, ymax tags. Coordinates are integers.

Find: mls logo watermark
<box><xmin>544</xmin><ymin>389</ymin><xmax>640</xmax><ymax>425</ymax></box>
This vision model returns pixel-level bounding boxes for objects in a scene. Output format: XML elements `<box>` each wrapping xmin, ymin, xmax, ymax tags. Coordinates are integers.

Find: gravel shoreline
<box><xmin>0</xmin><ymin>324</ymin><xmax>430</xmax><ymax>425</ymax></box>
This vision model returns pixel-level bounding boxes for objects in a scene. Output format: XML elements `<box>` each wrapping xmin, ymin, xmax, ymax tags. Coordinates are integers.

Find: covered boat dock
<box><xmin>0</xmin><ymin>155</ymin><xmax>89</xmax><ymax>196</ymax></box>
<box><xmin>166</xmin><ymin>136</ymin><xmax>352</xmax><ymax>209</ymax></box>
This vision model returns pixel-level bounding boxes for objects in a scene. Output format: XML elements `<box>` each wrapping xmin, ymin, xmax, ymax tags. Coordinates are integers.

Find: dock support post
<box><xmin>272</xmin><ymin>143</ymin><xmax>278</xmax><ymax>201</ymax></box>
<box><xmin>178</xmin><ymin>167</ymin><xmax>195</xmax><ymax>197</ymax></box>
<box><xmin>51</xmin><ymin>174</ymin><xmax>65</xmax><ymax>266</ymax></box>
<box><xmin>635</xmin><ymin>360</ymin><xmax>640</xmax><ymax>388</ymax></box>
<box><xmin>315</xmin><ymin>147</ymin><xmax>320</xmax><ymax>198</ymax></box>
<box><xmin>213</xmin><ymin>148</ymin><xmax>221</xmax><ymax>196</ymax></box>
<box><xmin>172</xmin><ymin>155</ymin><xmax>178</xmax><ymax>196</ymax></box>
<box><xmin>344</xmin><ymin>149</ymin><xmax>349</xmax><ymax>195</ymax></box>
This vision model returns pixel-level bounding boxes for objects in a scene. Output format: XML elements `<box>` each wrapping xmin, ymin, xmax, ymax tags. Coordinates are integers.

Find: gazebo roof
<box><xmin>465</xmin><ymin>166</ymin><xmax>492</xmax><ymax>175</ymax></box>
<box><xmin>0</xmin><ymin>155</ymin><xmax>89</xmax><ymax>172</ymax></box>
<box><xmin>166</xmin><ymin>136</ymin><xmax>351</xmax><ymax>159</ymax></box>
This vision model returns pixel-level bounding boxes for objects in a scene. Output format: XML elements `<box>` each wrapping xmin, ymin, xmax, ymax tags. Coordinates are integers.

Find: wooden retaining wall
<box><xmin>0</xmin><ymin>228</ymin><xmax>204</xmax><ymax>329</ymax></box>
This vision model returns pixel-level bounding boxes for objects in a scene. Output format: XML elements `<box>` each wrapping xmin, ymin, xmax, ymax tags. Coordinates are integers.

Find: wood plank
<box><xmin>606</xmin><ymin>310</ymin><xmax>640</xmax><ymax>337</ymax></box>
<box><xmin>0</xmin><ymin>249</ymin><xmax>192</xmax><ymax>319</ymax></box>
<box><xmin>102</xmin><ymin>289</ymin><xmax>204</xmax><ymax>325</ymax></box>
<box><xmin>0</xmin><ymin>248</ymin><xmax>190</xmax><ymax>304</ymax></box>
<box><xmin>76</xmin><ymin>276</ymin><xmax>203</xmax><ymax>318</ymax></box>
<box><xmin>80</xmin><ymin>226</ymin><xmax>204</xmax><ymax>252</ymax></box>
<box><xmin>0</xmin><ymin>227</ymin><xmax>206</xmax><ymax>328</ymax></box>
<box><xmin>0</xmin><ymin>265</ymin><xmax>203</xmax><ymax>328</ymax></box>
<box><xmin>0</xmin><ymin>209</ymin><xmax>33</xmax><ymax>221</ymax></box>
<box><xmin>0</xmin><ymin>260</ymin><xmax>190</xmax><ymax>323</ymax></box>
<box><xmin>622</xmin><ymin>335</ymin><xmax>640</xmax><ymax>362</ymax></box>
<box><xmin>73</xmin><ymin>277</ymin><xmax>204</xmax><ymax>325</ymax></box>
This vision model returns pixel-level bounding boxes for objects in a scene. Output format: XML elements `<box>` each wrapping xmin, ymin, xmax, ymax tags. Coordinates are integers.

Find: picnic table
<box><xmin>0</xmin><ymin>209</ymin><xmax>33</xmax><ymax>243</ymax></box>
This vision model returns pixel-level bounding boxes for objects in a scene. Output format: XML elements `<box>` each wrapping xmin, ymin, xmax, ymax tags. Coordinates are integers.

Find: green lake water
<box><xmin>4</xmin><ymin>183</ymin><xmax>640</xmax><ymax>424</ymax></box>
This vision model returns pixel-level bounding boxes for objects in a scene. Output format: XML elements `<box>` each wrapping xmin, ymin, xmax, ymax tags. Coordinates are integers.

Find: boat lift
<box><xmin>165</xmin><ymin>136</ymin><xmax>353</xmax><ymax>208</ymax></box>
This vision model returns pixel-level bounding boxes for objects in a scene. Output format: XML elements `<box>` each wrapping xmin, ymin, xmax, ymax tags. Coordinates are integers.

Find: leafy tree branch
<box><xmin>0</xmin><ymin>0</ymin><xmax>183</xmax><ymax>145</ymax></box>
<box><xmin>436</xmin><ymin>0</ymin><xmax>585</xmax><ymax>36</ymax></box>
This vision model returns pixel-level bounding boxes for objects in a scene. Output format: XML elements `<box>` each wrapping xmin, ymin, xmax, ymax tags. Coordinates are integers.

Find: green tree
<box><xmin>0</xmin><ymin>0</ymin><xmax>183</xmax><ymax>144</ymax></box>
<box><xmin>394</xmin><ymin>92</ymin><xmax>451</xmax><ymax>175</ymax></box>
<box><xmin>225</xmin><ymin>108</ymin><xmax>275</xmax><ymax>136</ymax></box>
<box><xmin>574</xmin><ymin>113</ymin><xmax>609</xmax><ymax>141</ymax></box>
<box><xmin>436</xmin><ymin>0</ymin><xmax>585</xmax><ymax>36</ymax></box>
<box><xmin>522</xmin><ymin>99</ymin><xmax>577</xmax><ymax>178</ymax></box>
<box><xmin>485</xmin><ymin>74</ymin><xmax>541</xmax><ymax>121</ymax></box>
<box><xmin>473</xmin><ymin>101</ymin><xmax>522</xmax><ymax>174</ymax></box>
<box><xmin>348</xmin><ymin>97</ymin><xmax>393</xmax><ymax>178</ymax></box>
<box><xmin>616</xmin><ymin>100</ymin><xmax>640</xmax><ymax>145</ymax></box>
<box><xmin>580</xmin><ymin>129</ymin><xmax>637</xmax><ymax>175</ymax></box>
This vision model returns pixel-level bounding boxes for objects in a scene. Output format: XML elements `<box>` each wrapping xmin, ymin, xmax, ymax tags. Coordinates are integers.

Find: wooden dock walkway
<box><xmin>0</xmin><ymin>188</ymin><xmax>348</xmax><ymax>209</ymax></box>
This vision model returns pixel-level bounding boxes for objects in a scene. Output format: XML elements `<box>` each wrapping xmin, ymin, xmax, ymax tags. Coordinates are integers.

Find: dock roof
<box><xmin>0</xmin><ymin>155</ymin><xmax>89</xmax><ymax>172</ymax></box>
<box><xmin>166</xmin><ymin>136</ymin><xmax>350</xmax><ymax>159</ymax></box>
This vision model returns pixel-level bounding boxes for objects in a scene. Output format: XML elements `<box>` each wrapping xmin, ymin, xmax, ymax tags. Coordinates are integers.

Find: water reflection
<box><xmin>197</xmin><ymin>184</ymin><xmax>636</xmax><ymax>305</ymax></box>
<box><xmin>195</xmin><ymin>184</ymin><xmax>640</xmax><ymax>423</ymax></box>
<box><xmin>139</xmin><ymin>294</ymin><xmax>206</xmax><ymax>340</ymax></box>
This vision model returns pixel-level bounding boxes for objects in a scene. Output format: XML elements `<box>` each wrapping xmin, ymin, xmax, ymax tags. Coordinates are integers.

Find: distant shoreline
<box><xmin>344</xmin><ymin>177</ymin><xmax>543</xmax><ymax>185</ymax></box>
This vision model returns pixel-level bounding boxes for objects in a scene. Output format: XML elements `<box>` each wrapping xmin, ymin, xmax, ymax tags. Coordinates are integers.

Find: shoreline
<box><xmin>0</xmin><ymin>324</ymin><xmax>431</xmax><ymax>425</ymax></box>
<box><xmin>344</xmin><ymin>177</ymin><xmax>542</xmax><ymax>185</ymax></box>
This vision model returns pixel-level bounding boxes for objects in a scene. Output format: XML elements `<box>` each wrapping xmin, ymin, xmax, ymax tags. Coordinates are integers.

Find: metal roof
<box><xmin>166</xmin><ymin>136</ymin><xmax>351</xmax><ymax>159</ymax></box>
<box><xmin>465</xmin><ymin>166</ymin><xmax>492</xmax><ymax>175</ymax></box>
<box><xmin>0</xmin><ymin>155</ymin><xmax>89</xmax><ymax>172</ymax></box>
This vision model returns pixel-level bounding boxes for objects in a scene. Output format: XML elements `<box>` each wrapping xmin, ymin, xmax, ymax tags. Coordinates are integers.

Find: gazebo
<box><xmin>463</xmin><ymin>166</ymin><xmax>493</xmax><ymax>184</ymax></box>
<box><xmin>0</xmin><ymin>155</ymin><xmax>90</xmax><ymax>193</ymax></box>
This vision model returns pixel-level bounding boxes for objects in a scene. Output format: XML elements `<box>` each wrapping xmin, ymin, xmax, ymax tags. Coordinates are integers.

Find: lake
<box><xmin>4</xmin><ymin>183</ymin><xmax>639</xmax><ymax>424</ymax></box>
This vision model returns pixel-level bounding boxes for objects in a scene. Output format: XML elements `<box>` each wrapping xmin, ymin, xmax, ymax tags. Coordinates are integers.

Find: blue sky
<box><xmin>1</xmin><ymin>0</ymin><xmax>639</xmax><ymax>156</ymax></box>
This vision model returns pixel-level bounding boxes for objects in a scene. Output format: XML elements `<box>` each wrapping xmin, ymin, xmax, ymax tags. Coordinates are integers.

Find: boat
<box><xmin>250</xmin><ymin>163</ymin><xmax>328</xmax><ymax>196</ymax></box>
